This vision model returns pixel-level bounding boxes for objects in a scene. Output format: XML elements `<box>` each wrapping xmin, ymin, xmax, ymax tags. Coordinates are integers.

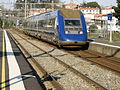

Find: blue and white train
<box><xmin>23</xmin><ymin>9</ymin><xmax>88</xmax><ymax>47</ymax></box>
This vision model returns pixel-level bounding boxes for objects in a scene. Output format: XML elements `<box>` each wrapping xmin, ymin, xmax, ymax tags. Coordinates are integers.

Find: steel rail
<box><xmin>85</xmin><ymin>50</ymin><xmax>120</xmax><ymax>63</ymax></box>
<box><xmin>68</xmin><ymin>50</ymin><xmax>120</xmax><ymax>73</ymax></box>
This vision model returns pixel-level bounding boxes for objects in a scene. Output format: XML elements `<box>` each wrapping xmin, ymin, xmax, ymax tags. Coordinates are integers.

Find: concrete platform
<box><xmin>0</xmin><ymin>30</ymin><xmax>44</xmax><ymax>90</ymax></box>
<box><xmin>89</xmin><ymin>40</ymin><xmax>120</xmax><ymax>58</ymax></box>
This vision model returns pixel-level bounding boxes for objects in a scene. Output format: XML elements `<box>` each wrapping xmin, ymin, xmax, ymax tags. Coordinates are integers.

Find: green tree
<box><xmin>89</xmin><ymin>24</ymin><xmax>98</xmax><ymax>33</ymax></box>
<box><xmin>113</xmin><ymin>0</ymin><xmax>120</xmax><ymax>25</ymax></box>
<box><xmin>0</xmin><ymin>18</ymin><xmax>3</xmax><ymax>28</ymax></box>
<box><xmin>80</xmin><ymin>2</ymin><xmax>101</xmax><ymax>9</ymax></box>
<box><xmin>3</xmin><ymin>20</ymin><xmax>14</xmax><ymax>28</ymax></box>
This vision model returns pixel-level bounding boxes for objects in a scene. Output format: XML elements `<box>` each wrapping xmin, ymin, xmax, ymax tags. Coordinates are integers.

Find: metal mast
<box><xmin>25</xmin><ymin>0</ymin><xmax>27</xmax><ymax>19</ymax></box>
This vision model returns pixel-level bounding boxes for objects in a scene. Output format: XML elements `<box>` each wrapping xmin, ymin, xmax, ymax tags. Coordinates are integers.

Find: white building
<box><xmin>79</xmin><ymin>7</ymin><xmax>100</xmax><ymax>14</ymax></box>
<box><xmin>0</xmin><ymin>6</ymin><xmax>2</xmax><ymax>17</ymax></box>
<box><xmin>101</xmin><ymin>8</ymin><xmax>119</xmax><ymax>31</ymax></box>
<box><xmin>101</xmin><ymin>8</ymin><xmax>115</xmax><ymax>14</ymax></box>
<box><xmin>80</xmin><ymin>7</ymin><xmax>119</xmax><ymax>32</ymax></box>
<box><xmin>95</xmin><ymin>14</ymin><xmax>119</xmax><ymax>31</ymax></box>
<box><xmin>28</xmin><ymin>8</ymin><xmax>52</xmax><ymax>17</ymax></box>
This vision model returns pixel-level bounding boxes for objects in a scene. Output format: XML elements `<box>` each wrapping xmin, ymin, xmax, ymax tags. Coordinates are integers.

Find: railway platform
<box><xmin>88</xmin><ymin>39</ymin><xmax>120</xmax><ymax>59</ymax></box>
<box><xmin>0</xmin><ymin>29</ymin><xmax>44</xmax><ymax>90</ymax></box>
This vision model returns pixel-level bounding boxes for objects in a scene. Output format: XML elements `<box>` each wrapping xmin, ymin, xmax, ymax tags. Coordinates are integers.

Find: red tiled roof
<box><xmin>95</xmin><ymin>14</ymin><xmax>107</xmax><ymax>17</ymax></box>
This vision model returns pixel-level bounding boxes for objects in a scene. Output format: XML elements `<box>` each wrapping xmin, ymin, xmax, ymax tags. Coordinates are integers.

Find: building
<box><xmin>95</xmin><ymin>14</ymin><xmax>119</xmax><ymax>31</ymax></box>
<box><xmin>101</xmin><ymin>8</ymin><xmax>115</xmax><ymax>14</ymax></box>
<box><xmin>79</xmin><ymin>7</ymin><xmax>100</xmax><ymax>14</ymax></box>
<box><xmin>0</xmin><ymin>6</ymin><xmax>3</xmax><ymax>17</ymax></box>
<box><xmin>28</xmin><ymin>8</ymin><xmax>52</xmax><ymax>17</ymax></box>
<box><xmin>64</xmin><ymin>3</ymin><xmax>100</xmax><ymax>14</ymax></box>
<box><xmin>65</xmin><ymin>3</ymin><xmax>77</xmax><ymax>9</ymax></box>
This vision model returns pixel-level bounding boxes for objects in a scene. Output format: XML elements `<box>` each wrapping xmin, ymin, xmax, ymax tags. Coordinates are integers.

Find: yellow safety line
<box><xmin>1</xmin><ymin>31</ymin><xmax>6</xmax><ymax>90</ymax></box>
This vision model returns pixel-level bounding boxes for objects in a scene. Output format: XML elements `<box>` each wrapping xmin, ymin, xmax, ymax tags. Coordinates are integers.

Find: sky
<box><xmin>60</xmin><ymin>0</ymin><xmax>117</xmax><ymax>7</ymax></box>
<box><xmin>0</xmin><ymin>0</ymin><xmax>117</xmax><ymax>9</ymax></box>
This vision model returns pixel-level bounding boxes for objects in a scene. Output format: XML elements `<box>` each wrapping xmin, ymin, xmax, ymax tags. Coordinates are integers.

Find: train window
<box><xmin>38</xmin><ymin>20</ymin><xmax>47</xmax><ymax>31</ymax></box>
<box><xmin>38</xmin><ymin>18</ymin><xmax>56</xmax><ymax>31</ymax></box>
<box><xmin>64</xmin><ymin>19</ymin><xmax>83</xmax><ymax>34</ymax></box>
<box><xmin>23</xmin><ymin>22</ymin><xmax>27</xmax><ymax>28</ymax></box>
<box><xmin>47</xmin><ymin>18</ymin><xmax>55</xmax><ymax>30</ymax></box>
<box><xmin>65</xmin><ymin>20</ymin><xmax>80</xmax><ymax>26</ymax></box>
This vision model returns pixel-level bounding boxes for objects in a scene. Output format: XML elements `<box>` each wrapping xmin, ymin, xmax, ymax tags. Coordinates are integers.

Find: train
<box><xmin>23</xmin><ymin>9</ymin><xmax>88</xmax><ymax>48</ymax></box>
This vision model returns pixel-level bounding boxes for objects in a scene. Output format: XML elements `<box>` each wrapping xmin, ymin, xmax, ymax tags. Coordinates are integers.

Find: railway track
<box><xmin>7</xmin><ymin>29</ymin><xmax>120</xmax><ymax>89</ymax></box>
<box><xmin>67</xmin><ymin>49</ymin><xmax>120</xmax><ymax>73</ymax></box>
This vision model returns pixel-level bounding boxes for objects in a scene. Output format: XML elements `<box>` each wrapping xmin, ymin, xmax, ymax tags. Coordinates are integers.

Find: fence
<box><xmin>88</xmin><ymin>19</ymin><xmax>120</xmax><ymax>42</ymax></box>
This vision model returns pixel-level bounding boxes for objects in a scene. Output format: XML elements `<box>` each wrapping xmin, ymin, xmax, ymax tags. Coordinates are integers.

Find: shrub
<box><xmin>89</xmin><ymin>24</ymin><xmax>98</xmax><ymax>33</ymax></box>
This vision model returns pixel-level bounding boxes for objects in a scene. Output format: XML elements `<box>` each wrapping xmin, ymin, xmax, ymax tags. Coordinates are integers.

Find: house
<box><xmin>0</xmin><ymin>6</ymin><xmax>3</xmax><ymax>17</ymax></box>
<box><xmin>65</xmin><ymin>3</ymin><xmax>77</xmax><ymax>9</ymax></box>
<box><xmin>101</xmin><ymin>8</ymin><xmax>115</xmax><ymax>14</ymax></box>
<box><xmin>78</xmin><ymin>7</ymin><xmax>100</xmax><ymax>14</ymax></box>
<box><xmin>95</xmin><ymin>14</ymin><xmax>119</xmax><ymax>31</ymax></box>
<box><xmin>28</xmin><ymin>8</ymin><xmax>52</xmax><ymax>17</ymax></box>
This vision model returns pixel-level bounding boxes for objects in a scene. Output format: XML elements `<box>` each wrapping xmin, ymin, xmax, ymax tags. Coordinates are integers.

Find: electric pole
<box><xmin>25</xmin><ymin>0</ymin><xmax>27</xmax><ymax>19</ymax></box>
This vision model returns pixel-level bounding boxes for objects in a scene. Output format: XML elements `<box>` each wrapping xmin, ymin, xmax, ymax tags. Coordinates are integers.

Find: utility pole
<box><xmin>109</xmin><ymin>22</ymin><xmax>112</xmax><ymax>42</ymax></box>
<box><xmin>52</xmin><ymin>0</ymin><xmax>54</xmax><ymax>11</ymax></box>
<box><xmin>25</xmin><ymin>0</ymin><xmax>27</xmax><ymax>19</ymax></box>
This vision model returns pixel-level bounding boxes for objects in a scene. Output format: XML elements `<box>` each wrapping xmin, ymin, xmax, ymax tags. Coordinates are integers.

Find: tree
<box><xmin>80</xmin><ymin>2</ymin><xmax>101</xmax><ymax>9</ymax></box>
<box><xmin>113</xmin><ymin>0</ymin><xmax>120</xmax><ymax>25</ymax></box>
<box><xmin>0</xmin><ymin>18</ymin><xmax>3</xmax><ymax>28</ymax></box>
<box><xmin>89</xmin><ymin>24</ymin><xmax>98</xmax><ymax>33</ymax></box>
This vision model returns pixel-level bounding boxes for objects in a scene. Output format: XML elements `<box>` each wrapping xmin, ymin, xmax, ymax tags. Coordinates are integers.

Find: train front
<box><xmin>57</xmin><ymin>9</ymin><xmax>88</xmax><ymax>47</ymax></box>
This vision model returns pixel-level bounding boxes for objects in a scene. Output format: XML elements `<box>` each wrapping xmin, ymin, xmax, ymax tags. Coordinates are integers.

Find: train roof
<box><xmin>26</xmin><ymin>10</ymin><xmax>58</xmax><ymax>21</ymax></box>
<box><xmin>25</xmin><ymin>9</ymin><xmax>82</xmax><ymax>21</ymax></box>
<box><xmin>60</xmin><ymin>9</ymin><xmax>81</xmax><ymax>18</ymax></box>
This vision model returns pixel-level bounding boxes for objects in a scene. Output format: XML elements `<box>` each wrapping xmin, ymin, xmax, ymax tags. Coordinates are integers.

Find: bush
<box><xmin>3</xmin><ymin>20</ymin><xmax>14</xmax><ymax>28</ymax></box>
<box><xmin>0</xmin><ymin>18</ymin><xmax>3</xmax><ymax>28</ymax></box>
<box><xmin>89</xmin><ymin>24</ymin><xmax>98</xmax><ymax>33</ymax></box>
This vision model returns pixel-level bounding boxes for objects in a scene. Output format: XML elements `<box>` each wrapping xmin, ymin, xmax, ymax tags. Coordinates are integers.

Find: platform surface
<box><xmin>0</xmin><ymin>30</ymin><xmax>43</xmax><ymax>90</ymax></box>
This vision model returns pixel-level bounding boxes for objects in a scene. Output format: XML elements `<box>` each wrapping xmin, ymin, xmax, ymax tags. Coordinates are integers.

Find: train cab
<box><xmin>57</xmin><ymin>9</ymin><xmax>88</xmax><ymax>46</ymax></box>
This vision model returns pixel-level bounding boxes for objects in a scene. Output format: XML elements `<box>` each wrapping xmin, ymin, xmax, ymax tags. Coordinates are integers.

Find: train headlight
<box><xmin>78</xmin><ymin>31</ymin><xmax>83</xmax><ymax>34</ymax></box>
<box><xmin>65</xmin><ymin>31</ymin><xmax>69</xmax><ymax>34</ymax></box>
<box><xmin>66</xmin><ymin>39</ymin><xmax>70</xmax><ymax>41</ymax></box>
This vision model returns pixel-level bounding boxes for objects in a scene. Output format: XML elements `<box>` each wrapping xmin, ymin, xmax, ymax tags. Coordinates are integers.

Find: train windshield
<box><xmin>64</xmin><ymin>19</ymin><xmax>83</xmax><ymax>34</ymax></box>
<box><xmin>65</xmin><ymin>20</ymin><xmax>80</xmax><ymax>26</ymax></box>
